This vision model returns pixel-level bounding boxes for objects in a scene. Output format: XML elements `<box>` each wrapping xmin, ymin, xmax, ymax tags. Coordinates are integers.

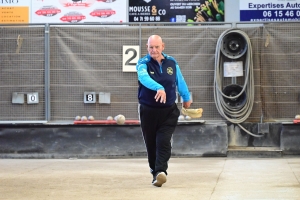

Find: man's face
<box><xmin>147</xmin><ymin>38</ymin><xmax>164</xmax><ymax>60</ymax></box>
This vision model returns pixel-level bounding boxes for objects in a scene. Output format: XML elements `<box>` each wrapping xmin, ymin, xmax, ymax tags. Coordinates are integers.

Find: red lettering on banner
<box><xmin>63</xmin><ymin>3</ymin><xmax>90</xmax><ymax>7</ymax></box>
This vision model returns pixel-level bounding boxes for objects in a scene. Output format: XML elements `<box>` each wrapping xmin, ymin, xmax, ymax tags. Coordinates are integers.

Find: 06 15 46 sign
<box><xmin>240</xmin><ymin>0</ymin><xmax>300</xmax><ymax>21</ymax></box>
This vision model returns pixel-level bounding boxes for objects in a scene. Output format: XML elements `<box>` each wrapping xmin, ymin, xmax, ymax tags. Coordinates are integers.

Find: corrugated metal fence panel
<box><xmin>49</xmin><ymin>26</ymin><xmax>140</xmax><ymax>120</ymax></box>
<box><xmin>261</xmin><ymin>23</ymin><xmax>300</xmax><ymax>120</ymax></box>
<box><xmin>0</xmin><ymin>26</ymin><xmax>45</xmax><ymax>121</ymax></box>
<box><xmin>0</xmin><ymin>22</ymin><xmax>299</xmax><ymax>122</ymax></box>
<box><xmin>140</xmin><ymin>26</ymin><xmax>225</xmax><ymax>120</ymax></box>
<box><xmin>140</xmin><ymin>26</ymin><xmax>264</xmax><ymax>121</ymax></box>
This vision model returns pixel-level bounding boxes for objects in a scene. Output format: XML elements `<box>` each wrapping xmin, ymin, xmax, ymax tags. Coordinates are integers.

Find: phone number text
<box><xmin>262</xmin><ymin>10</ymin><xmax>300</xmax><ymax>17</ymax></box>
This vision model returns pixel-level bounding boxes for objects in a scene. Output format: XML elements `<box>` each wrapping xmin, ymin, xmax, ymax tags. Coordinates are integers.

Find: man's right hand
<box><xmin>155</xmin><ymin>89</ymin><xmax>166</xmax><ymax>104</ymax></box>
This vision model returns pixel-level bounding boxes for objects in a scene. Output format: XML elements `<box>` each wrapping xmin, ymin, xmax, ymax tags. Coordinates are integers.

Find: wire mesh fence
<box><xmin>0</xmin><ymin>22</ymin><xmax>299</xmax><ymax>123</ymax></box>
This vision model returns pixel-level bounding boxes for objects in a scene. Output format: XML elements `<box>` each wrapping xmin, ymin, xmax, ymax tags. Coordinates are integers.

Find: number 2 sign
<box><xmin>122</xmin><ymin>45</ymin><xmax>140</xmax><ymax>72</ymax></box>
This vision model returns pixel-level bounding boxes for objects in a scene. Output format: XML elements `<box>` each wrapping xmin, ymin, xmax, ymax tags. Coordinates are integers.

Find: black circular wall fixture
<box><xmin>222</xmin><ymin>84</ymin><xmax>247</xmax><ymax>109</ymax></box>
<box><xmin>220</xmin><ymin>32</ymin><xmax>248</xmax><ymax>59</ymax></box>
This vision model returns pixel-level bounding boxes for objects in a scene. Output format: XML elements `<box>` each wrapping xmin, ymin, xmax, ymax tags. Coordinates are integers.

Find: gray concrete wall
<box><xmin>0</xmin><ymin>122</ymin><xmax>299</xmax><ymax>158</ymax></box>
<box><xmin>0</xmin><ymin>123</ymin><xmax>228</xmax><ymax>158</ymax></box>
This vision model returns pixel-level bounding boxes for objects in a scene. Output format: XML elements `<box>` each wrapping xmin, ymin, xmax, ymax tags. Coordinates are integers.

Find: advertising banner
<box><xmin>0</xmin><ymin>0</ymin><xmax>31</xmax><ymax>23</ymax></box>
<box><xmin>0</xmin><ymin>0</ymin><xmax>127</xmax><ymax>24</ymax></box>
<box><xmin>128</xmin><ymin>0</ymin><xmax>224</xmax><ymax>23</ymax></box>
<box><xmin>240</xmin><ymin>0</ymin><xmax>300</xmax><ymax>21</ymax></box>
<box><xmin>31</xmin><ymin>0</ymin><xmax>127</xmax><ymax>23</ymax></box>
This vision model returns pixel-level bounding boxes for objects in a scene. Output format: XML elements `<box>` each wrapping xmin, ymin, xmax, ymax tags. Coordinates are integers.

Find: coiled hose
<box><xmin>214</xmin><ymin>29</ymin><xmax>264</xmax><ymax>137</ymax></box>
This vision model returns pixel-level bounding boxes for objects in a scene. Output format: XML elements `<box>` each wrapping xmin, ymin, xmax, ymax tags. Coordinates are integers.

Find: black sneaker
<box><xmin>152</xmin><ymin>172</ymin><xmax>167</xmax><ymax>187</ymax></box>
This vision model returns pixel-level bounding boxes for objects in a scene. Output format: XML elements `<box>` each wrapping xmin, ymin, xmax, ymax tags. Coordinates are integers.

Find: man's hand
<box><xmin>182</xmin><ymin>100</ymin><xmax>192</xmax><ymax>109</ymax></box>
<box><xmin>155</xmin><ymin>89</ymin><xmax>166</xmax><ymax>104</ymax></box>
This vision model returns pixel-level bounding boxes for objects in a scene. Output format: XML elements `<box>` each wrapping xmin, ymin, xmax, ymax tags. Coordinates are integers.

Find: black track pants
<box><xmin>139</xmin><ymin>103</ymin><xmax>180</xmax><ymax>175</ymax></box>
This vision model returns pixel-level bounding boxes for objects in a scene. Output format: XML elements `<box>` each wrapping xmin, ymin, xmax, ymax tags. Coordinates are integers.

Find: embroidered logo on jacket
<box><xmin>150</xmin><ymin>71</ymin><xmax>154</xmax><ymax>74</ymax></box>
<box><xmin>167</xmin><ymin>67</ymin><xmax>173</xmax><ymax>75</ymax></box>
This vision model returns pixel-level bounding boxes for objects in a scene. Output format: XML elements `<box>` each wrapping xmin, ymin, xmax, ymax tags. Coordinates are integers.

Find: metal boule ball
<box><xmin>115</xmin><ymin>114</ymin><xmax>125</xmax><ymax>125</ymax></box>
<box><xmin>107</xmin><ymin>116</ymin><xmax>113</xmax><ymax>121</ymax></box>
<box><xmin>75</xmin><ymin>116</ymin><xmax>81</xmax><ymax>121</ymax></box>
<box><xmin>178</xmin><ymin>115</ymin><xmax>184</xmax><ymax>121</ymax></box>
<box><xmin>185</xmin><ymin>115</ymin><xmax>192</xmax><ymax>121</ymax></box>
<box><xmin>88</xmin><ymin>116</ymin><xmax>95</xmax><ymax>121</ymax></box>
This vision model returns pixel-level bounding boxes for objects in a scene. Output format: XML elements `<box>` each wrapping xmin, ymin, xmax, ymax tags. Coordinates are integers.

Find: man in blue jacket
<box><xmin>137</xmin><ymin>35</ymin><xmax>192</xmax><ymax>187</ymax></box>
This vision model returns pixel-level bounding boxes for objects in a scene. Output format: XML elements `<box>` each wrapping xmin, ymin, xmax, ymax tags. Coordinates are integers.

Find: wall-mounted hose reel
<box><xmin>222</xmin><ymin>84</ymin><xmax>247</xmax><ymax>110</ymax></box>
<box><xmin>220</xmin><ymin>31</ymin><xmax>248</xmax><ymax>109</ymax></box>
<box><xmin>214</xmin><ymin>29</ymin><xmax>263</xmax><ymax>137</ymax></box>
<box><xmin>220</xmin><ymin>32</ymin><xmax>248</xmax><ymax>59</ymax></box>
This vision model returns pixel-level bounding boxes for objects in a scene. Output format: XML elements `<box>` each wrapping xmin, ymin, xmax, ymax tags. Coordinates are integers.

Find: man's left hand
<box><xmin>182</xmin><ymin>100</ymin><xmax>192</xmax><ymax>109</ymax></box>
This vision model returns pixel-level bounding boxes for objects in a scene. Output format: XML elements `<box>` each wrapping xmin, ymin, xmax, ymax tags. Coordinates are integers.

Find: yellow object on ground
<box><xmin>181</xmin><ymin>108</ymin><xmax>203</xmax><ymax>118</ymax></box>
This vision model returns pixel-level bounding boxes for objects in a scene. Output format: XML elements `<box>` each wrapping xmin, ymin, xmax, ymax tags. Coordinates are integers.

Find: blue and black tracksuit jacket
<box><xmin>136</xmin><ymin>53</ymin><xmax>190</xmax><ymax>108</ymax></box>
